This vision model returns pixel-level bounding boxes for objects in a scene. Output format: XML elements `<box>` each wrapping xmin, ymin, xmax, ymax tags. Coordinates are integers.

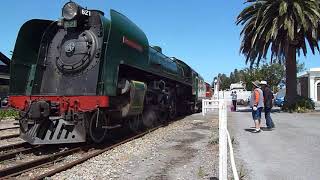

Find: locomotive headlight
<box><xmin>62</xmin><ymin>2</ymin><xmax>79</xmax><ymax>20</ymax></box>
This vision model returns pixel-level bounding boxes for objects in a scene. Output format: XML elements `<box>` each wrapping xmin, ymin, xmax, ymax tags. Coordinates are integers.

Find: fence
<box><xmin>202</xmin><ymin>99</ymin><xmax>219</xmax><ymax>116</ymax></box>
<box><xmin>202</xmin><ymin>99</ymin><xmax>239</xmax><ymax>180</ymax></box>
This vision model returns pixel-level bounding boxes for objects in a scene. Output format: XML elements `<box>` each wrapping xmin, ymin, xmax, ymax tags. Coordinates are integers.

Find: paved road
<box><xmin>228</xmin><ymin>107</ymin><xmax>320</xmax><ymax>180</ymax></box>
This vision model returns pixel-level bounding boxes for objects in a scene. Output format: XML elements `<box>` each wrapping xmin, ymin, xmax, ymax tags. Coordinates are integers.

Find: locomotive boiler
<box><xmin>9</xmin><ymin>2</ymin><xmax>207</xmax><ymax>144</ymax></box>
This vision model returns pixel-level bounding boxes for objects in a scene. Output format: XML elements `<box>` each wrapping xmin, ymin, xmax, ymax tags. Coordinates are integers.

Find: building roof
<box><xmin>310</xmin><ymin>68</ymin><xmax>320</xmax><ymax>72</ymax></box>
<box><xmin>298</xmin><ymin>67</ymin><xmax>320</xmax><ymax>78</ymax></box>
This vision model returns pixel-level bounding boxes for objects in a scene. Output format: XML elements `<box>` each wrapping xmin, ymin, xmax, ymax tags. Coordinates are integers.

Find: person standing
<box><xmin>231</xmin><ymin>91</ymin><xmax>237</xmax><ymax>111</ymax></box>
<box><xmin>250</xmin><ymin>81</ymin><xmax>264</xmax><ymax>133</ymax></box>
<box><xmin>260</xmin><ymin>81</ymin><xmax>275</xmax><ymax>129</ymax></box>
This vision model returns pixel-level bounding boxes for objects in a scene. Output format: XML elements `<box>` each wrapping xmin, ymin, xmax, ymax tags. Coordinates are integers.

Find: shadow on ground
<box><xmin>244</xmin><ymin>127</ymin><xmax>273</xmax><ymax>133</ymax></box>
<box><xmin>234</xmin><ymin>108</ymin><xmax>281</xmax><ymax>113</ymax></box>
<box><xmin>209</xmin><ymin>177</ymin><xmax>218</xmax><ymax>180</ymax></box>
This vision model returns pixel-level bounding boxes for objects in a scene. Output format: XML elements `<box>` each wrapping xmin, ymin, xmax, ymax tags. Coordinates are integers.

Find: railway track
<box><xmin>0</xmin><ymin>145</ymin><xmax>85</xmax><ymax>178</ymax></box>
<box><xmin>0</xmin><ymin>142</ymin><xmax>27</xmax><ymax>152</ymax></box>
<box><xmin>0</xmin><ymin>134</ymin><xmax>19</xmax><ymax>140</ymax></box>
<box><xmin>0</xmin><ymin>126</ymin><xmax>19</xmax><ymax>131</ymax></box>
<box><xmin>0</xmin><ymin>145</ymin><xmax>42</xmax><ymax>161</ymax></box>
<box><xmin>35</xmin><ymin>126</ymin><xmax>161</xmax><ymax>179</ymax></box>
<box><xmin>0</xmin><ymin>125</ymin><xmax>162</xmax><ymax>179</ymax></box>
<box><xmin>0</xmin><ymin>126</ymin><xmax>20</xmax><ymax>141</ymax></box>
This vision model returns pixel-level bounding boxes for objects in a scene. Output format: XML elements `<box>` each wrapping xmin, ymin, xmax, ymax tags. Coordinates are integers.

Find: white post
<box><xmin>205</xmin><ymin>100</ymin><xmax>207</xmax><ymax>114</ymax></box>
<box><xmin>309</xmin><ymin>76</ymin><xmax>317</xmax><ymax>101</ymax></box>
<box><xmin>219</xmin><ymin>99</ymin><xmax>227</xmax><ymax>180</ymax></box>
<box><xmin>202</xmin><ymin>99</ymin><xmax>205</xmax><ymax>116</ymax></box>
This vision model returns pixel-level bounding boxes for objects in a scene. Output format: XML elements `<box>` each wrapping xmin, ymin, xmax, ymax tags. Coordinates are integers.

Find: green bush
<box><xmin>0</xmin><ymin>109</ymin><xmax>19</xmax><ymax>120</ymax></box>
<box><xmin>282</xmin><ymin>96</ymin><xmax>315</xmax><ymax>113</ymax></box>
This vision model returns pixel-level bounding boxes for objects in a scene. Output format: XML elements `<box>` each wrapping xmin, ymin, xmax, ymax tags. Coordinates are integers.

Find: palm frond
<box><xmin>237</xmin><ymin>0</ymin><xmax>320</xmax><ymax>66</ymax></box>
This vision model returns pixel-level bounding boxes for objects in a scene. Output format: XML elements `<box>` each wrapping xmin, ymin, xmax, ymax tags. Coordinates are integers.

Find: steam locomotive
<box><xmin>9</xmin><ymin>2</ymin><xmax>210</xmax><ymax>144</ymax></box>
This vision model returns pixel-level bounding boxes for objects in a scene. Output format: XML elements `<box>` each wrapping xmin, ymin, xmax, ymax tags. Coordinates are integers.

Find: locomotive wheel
<box><xmin>197</xmin><ymin>104</ymin><xmax>202</xmax><ymax>113</ymax></box>
<box><xmin>189</xmin><ymin>104</ymin><xmax>196</xmax><ymax>115</ymax></box>
<box><xmin>89</xmin><ymin>110</ymin><xmax>108</xmax><ymax>143</ymax></box>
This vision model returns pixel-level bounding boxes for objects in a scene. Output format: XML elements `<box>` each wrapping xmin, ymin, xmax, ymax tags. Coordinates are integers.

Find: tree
<box><xmin>213</xmin><ymin>61</ymin><xmax>304</xmax><ymax>92</ymax></box>
<box><xmin>217</xmin><ymin>73</ymin><xmax>231</xmax><ymax>90</ymax></box>
<box><xmin>233</xmin><ymin>69</ymin><xmax>240</xmax><ymax>83</ymax></box>
<box><xmin>236</xmin><ymin>0</ymin><xmax>320</xmax><ymax>106</ymax></box>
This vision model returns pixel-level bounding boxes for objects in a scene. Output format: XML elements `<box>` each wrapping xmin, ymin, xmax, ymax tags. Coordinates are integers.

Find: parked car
<box><xmin>274</xmin><ymin>90</ymin><xmax>285</xmax><ymax>107</ymax></box>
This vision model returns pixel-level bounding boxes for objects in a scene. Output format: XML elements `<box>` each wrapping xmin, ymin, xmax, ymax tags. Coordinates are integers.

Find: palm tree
<box><xmin>236</xmin><ymin>0</ymin><xmax>320</xmax><ymax>106</ymax></box>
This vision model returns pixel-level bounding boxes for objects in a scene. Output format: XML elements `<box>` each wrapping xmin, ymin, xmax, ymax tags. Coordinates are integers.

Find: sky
<box><xmin>1</xmin><ymin>0</ymin><xmax>320</xmax><ymax>83</ymax></box>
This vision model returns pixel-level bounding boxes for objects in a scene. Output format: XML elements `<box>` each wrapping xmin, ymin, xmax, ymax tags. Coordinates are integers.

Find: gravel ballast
<box><xmin>0</xmin><ymin>119</ymin><xmax>23</xmax><ymax>147</ymax></box>
<box><xmin>53</xmin><ymin>112</ymin><xmax>219</xmax><ymax>179</ymax></box>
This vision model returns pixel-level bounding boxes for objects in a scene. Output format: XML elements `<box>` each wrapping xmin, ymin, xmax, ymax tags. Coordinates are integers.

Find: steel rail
<box><xmin>0</xmin><ymin>126</ymin><xmax>19</xmax><ymax>131</ymax></box>
<box><xmin>0</xmin><ymin>134</ymin><xmax>19</xmax><ymax>140</ymax></box>
<box><xmin>0</xmin><ymin>146</ymin><xmax>84</xmax><ymax>178</ymax></box>
<box><xmin>0</xmin><ymin>142</ymin><xmax>27</xmax><ymax>152</ymax></box>
<box><xmin>0</xmin><ymin>145</ymin><xmax>42</xmax><ymax>161</ymax></box>
<box><xmin>33</xmin><ymin>126</ymin><xmax>162</xmax><ymax>180</ymax></box>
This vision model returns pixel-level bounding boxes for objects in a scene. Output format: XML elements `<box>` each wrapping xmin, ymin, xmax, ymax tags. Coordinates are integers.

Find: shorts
<box><xmin>252</xmin><ymin>107</ymin><xmax>263</xmax><ymax>120</ymax></box>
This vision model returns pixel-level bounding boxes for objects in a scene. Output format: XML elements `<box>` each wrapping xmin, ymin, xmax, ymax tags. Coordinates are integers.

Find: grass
<box><xmin>231</xmin><ymin>136</ymin><xmax>237</xmax><ymax>145</ymax></box>
<box><xmin>0</xmin><ymin>108</ymin><xmax>19</xmax><ymax>121</ymax></box>
<box><xmin>197</xmin><ymin>166</ymin><xmax>205</xmax><ymax>178</ymax></box>
<box><xmin>238</xmin><ymin>164</ymin><xmax>248</xmax><ymax>180</ymax></box>
<box><xmin>209</xmin><ymin>128</ymin><xmax>219</xmax><ymax>145</ymax></box>
<box><xmin>208</xmin><ymin>128</ymin><xmax>236</xmax><ymax>145</ymax></box>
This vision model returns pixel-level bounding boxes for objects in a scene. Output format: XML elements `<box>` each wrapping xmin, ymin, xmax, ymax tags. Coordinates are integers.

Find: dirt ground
<box><xmin>124</xmin><ymin>113</ymin><xmax>219</xmax><ymax>180</ymax></box>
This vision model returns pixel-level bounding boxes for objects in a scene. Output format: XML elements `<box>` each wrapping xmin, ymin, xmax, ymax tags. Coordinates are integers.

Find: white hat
<box><xmin>260</xmin><ymin>80</ymin><xmax>267</xmax><ymax>85</ymax></box>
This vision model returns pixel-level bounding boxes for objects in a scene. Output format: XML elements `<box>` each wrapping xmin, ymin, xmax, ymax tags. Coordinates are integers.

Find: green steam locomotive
<box><xmin>9</xmin><ymin>2</ymin><xmax>207</xmax><ymax>144</ymax></box>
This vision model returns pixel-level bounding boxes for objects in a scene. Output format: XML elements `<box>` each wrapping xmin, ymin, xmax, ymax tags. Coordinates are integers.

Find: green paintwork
<box><xmin>102</xmin><ymin>10</ymin><xmax>149</xmax><ymax>96</ymax></box>
<box><xmin>173</xmin><ymin>58</ymin><xmax>193</xmax><ymax>83</ymax></box>
<box><xmin>97</xmin><ymin>16</ymin><xmax>111</xmax><ymax>96</ymax></box>
<box><xmin>149</xmin><ymin>48</ymin><xmax>178</xmax><ymax>75</ymax></box>
<box><xmin>10</xmin><ymin>8</ymin><xmax>204</xmax><ymax>102</ymax></box>
<box><xmin>101</xmin><ymin>10</ymin><xmax>195</xmax><ymax>96</ymax></box>
<box><xmin>128</xmin><ymin>80</ymin><xmax>147</xmax><ymax>115</ymax></box>
<box><xmin>10</xmin><ymin>19</ymin><xmax>53</xmax><ymax>95</ymax></box>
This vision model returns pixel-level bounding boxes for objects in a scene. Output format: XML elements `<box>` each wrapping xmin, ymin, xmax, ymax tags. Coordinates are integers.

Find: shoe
<box><xmin>252</xmin><ymin>129</ymin><xmax>261</xmax><ymax>133</ymax></box>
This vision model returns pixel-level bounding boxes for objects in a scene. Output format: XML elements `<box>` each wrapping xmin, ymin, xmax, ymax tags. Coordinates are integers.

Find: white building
<box><xmin>297</xmin><ymin>68</ymin><xmax>320</xmax><ymax>104</ymax></box>
<box><xmin>215</xmin><ymin>82</ymin><xmax>251</xmax><ymax>104</ymax></box>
